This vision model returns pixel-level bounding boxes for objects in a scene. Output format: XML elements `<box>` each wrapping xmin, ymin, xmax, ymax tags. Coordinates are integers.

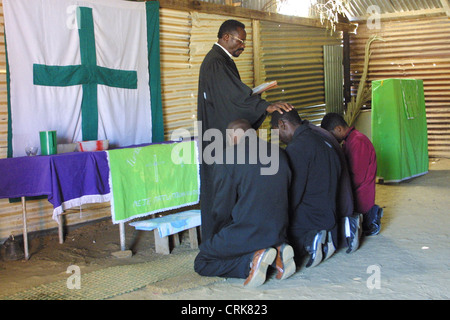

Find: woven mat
<box><xmin>1</xmin><ymin>249</ymin><xmax>221</xmax><ymax>300</ymax></box>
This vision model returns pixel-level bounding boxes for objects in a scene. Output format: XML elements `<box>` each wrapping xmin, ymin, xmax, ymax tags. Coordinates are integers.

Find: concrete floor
<box><xmin>119</xmin><ymin>158</ymin><xmax>450</xmax><ymax>300</ymax></box>
<box><xmin>1</xmin><ymin>159</ymin><xmax>448</xmax><ymax>302</ymax></box>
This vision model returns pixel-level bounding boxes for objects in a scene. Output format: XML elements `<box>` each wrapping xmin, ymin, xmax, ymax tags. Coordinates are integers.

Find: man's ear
<box><xmin>335</xmin><ymin>125</ymin><xmax>345</xmax><ymax>134</ymax></box>
<box><xmin>277</xmin><ymin>119</ymin><xmax>285</xmax><ymax>129</ymax></box>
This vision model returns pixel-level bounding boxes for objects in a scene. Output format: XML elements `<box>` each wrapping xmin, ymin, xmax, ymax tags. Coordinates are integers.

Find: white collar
<box><xmin>215</xmin><ymin>42</ymin><xmax>233</xmax><ymax>59</ymax></box>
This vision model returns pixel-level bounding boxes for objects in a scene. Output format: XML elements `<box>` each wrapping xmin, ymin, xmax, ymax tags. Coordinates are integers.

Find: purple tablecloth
<box><xmin>0</xmin><ymin>151</ymin><xmax>111</xmax><ymax>220</ymax></box>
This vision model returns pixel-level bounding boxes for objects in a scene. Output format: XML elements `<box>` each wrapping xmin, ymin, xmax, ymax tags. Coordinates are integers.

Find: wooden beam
<box><xmin>441</xmin><ymin>0</ymin><xmax>450</xmax><ymax>17</ymax></box>
<box><xmin>145</xmin><ymin>0</ymin><xmax>355</xmax><ymax>32</ymax></box>
<box><xmin>343</xmin><ymin>31</ymin><xmax>351</xmax><ymax>109</ymax></box>
<box><xmin>252</xmin><ymin>19</ymin><xmax>262</xmax><ymax>87</ymax></box>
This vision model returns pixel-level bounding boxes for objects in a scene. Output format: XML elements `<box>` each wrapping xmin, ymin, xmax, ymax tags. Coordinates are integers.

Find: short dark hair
<box><xmin>320</xmin><ymin>112</ymin><xmax>348</xmax><ymax>131</ymax></box>
<box><xmin>218</xmin><ymin>20</ymin><xmax>245</xmax><ymax>39</ymax></box>
<box><xmin>270</xmin><ymin>109</ymin><xmax>302</xmax><ymax>127</ymax></box>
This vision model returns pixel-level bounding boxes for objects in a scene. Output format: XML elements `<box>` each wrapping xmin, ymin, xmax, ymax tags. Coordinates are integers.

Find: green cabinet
<box><xmin>371</xmin><ymin>79</ymin><xmax>429</xmax><ymax>182</ymax></box>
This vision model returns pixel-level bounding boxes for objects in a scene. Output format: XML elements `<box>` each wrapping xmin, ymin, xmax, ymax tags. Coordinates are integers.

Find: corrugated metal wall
<box><xmin>188</xmin><ymin>12</ymin><xmax>254</xmax><ymax>137</ymax></box>
<box><xmin>160</xmin><ymin>8</ymin><xmax>195</xmax><ymax>139</ymax></box>
<box><xmin>0</xmin><ymin>4</ymin><xmax>341</xmax><ymax>240</ymax></box>
<box><xmin>345</xmin><ymin>0</ymin><xmax>444</xmax><ymax>19</ymax></box>
<box><xmin>350</xmin><ymin>15</ymin><xmax>450</xmax><ymax>158</ymax></box>
<box><xmin>160</xmin><ymin>9</ymin><xmax>254</xmax><ymax>140</ymax></box>
<box><xmin>324</xmin><ymin>45</ymin><xmax>344</xmax><ymax>114</ymax></box>
<box><xmin>258</xmin><ymin>21</ymin><xmax>342</xmax><ymax>126</ymax></box>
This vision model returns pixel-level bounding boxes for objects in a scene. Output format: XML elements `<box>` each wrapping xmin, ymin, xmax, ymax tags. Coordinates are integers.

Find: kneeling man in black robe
<box><xmin>271</xmin><ymin>110</ymin><xmax>341</xmax><ymax>268</ymax></box>
<box><xmin>194</xmin><ymin>119</ymin><xmax>295</xmax><ymax>287</ymax></box>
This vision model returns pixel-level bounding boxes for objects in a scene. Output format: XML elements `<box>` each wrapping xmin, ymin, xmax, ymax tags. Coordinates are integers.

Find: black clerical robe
<box><xmin>197</xmin><ymin>44</ymin><xmax>271</xmax><ymax>240</ymax></box>
<box><xmin>285</xmin><ymin>125</ymin><xmax>341</xmax><ymax>252</ymax></box>
<box><xmin>194</xmin><ymin>137</ymin><xmax>291</xmax><ymax>279</ymax></box>
<box><xmin>305</xmin><ymin>120</ymin><xmax>354</xmax><ymax>220</ymax></box>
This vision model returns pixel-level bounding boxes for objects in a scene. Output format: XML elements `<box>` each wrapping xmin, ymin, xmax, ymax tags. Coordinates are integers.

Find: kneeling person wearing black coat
<box><xmin>194</xmin><ymin>119</ymin><xmax>295</xmax><ymax>287</ymax></box>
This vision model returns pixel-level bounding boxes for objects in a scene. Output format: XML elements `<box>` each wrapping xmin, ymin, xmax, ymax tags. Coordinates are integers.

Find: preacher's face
<box><xmin>226</xmin><ymin>27</ymin><xmax>246</xmax><ymax>58</ymax></box>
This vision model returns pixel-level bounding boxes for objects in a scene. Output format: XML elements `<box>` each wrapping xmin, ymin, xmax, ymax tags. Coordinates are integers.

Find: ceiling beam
<box><xmin>440</xmin><ymin>0</ymin><xmax>450</xmax><ymax>17</ymax></box>
<box><xmin>143</xmin><ymin>0</ymin><xmax>356</xmax><ymax>32</ymax></box>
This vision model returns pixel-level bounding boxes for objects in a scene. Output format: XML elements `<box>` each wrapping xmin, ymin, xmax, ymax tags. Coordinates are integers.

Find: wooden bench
<box><xmin>129</xmin><ymin>209</ymin><xmax>201</xmax><ymax>254</ymax></box>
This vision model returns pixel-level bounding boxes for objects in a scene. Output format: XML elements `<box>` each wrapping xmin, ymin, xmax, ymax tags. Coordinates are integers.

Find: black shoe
<box><xmin>305</xmin><ymin>230</ymin><xmax>326</xmax><ymax>268</ymax></box>
<box><xmin>345</xmin><ymin>213</ymin><xmax>362</xmax><ymax>253</ymax></box>
<box><xmin>364</xmin><ymin>207</ymin><xmax>383</xmax><ymax>236</ymax></box>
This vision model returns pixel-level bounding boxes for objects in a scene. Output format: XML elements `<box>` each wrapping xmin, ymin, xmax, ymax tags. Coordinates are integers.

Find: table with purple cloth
<box><xmin>0</xmin><ymin>151</ymin><xmax>111</xmax><ymax>259</ymax></box>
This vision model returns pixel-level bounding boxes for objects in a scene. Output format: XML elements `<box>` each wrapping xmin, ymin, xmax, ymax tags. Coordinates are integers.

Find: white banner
<box><xmin>3</xmin><ymin>0</ymin><xmax>154</xmax><ymax>157</ymax></box>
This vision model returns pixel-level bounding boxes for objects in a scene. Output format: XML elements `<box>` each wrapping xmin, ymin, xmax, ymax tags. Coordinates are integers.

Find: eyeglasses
<box><xmin>228</xmin><ymin>34</ymin><xmax>246</xmax><ymax>45</ymax></box>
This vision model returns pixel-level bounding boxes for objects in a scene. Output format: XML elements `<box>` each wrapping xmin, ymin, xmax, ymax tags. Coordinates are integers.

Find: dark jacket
<box><xmin>199</xmin><ymin>135</ymin><xmax>291</xmax><ymax>258</ymax></box>
<box><xmin>285</xmin><ymin>124</ymin><xmax>341</xmax><ymax>232</ymax></box>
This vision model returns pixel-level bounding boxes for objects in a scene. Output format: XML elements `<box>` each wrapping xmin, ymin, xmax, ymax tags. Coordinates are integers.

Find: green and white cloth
<box><xmin>3</xmin><ymin>0</ymin><xmax>163</xmax><ymax>157</ymax></box>
<box><xmin>107</xmin><ymin>141</ymin><xmax>200</xmax><ymax>224</ymax></box>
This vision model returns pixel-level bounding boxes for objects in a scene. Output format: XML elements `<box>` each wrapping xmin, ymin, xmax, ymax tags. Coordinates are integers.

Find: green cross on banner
<box><xmin>4</xmin><ymin>0</ymin><xmax>163</xmax><ymax>158</ymax></box>
<box><xmin>33</xmin><ymin>7</ymin><xmax>138</xmax><ymax>141</ymax></box>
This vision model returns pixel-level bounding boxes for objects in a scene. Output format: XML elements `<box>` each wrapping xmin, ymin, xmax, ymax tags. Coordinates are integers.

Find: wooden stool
<box><xmin>130</xmin><ymin>210</ymin><xmax>201</xmax><ymax>254</ymax></box>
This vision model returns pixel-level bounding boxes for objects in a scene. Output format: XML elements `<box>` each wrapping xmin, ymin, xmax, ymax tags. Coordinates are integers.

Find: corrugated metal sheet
<box><xmin>3</xmin><ymin>0</ymin><xmax>447</xmax><ymax>240</ymax></box>
<box><xmin>189</xmin><ymin>12</ymin><xmax>254</xmax><ymax>136</ymax></box>
<box><xmin>0</xmin><ymin>6</ymin><xmax>253</xmax><ymax>241</ymax></box>
<box><xmin>160</xmin><ymin>8</ymin><xmax>195</xmax><ymax>139</ymax></box>
<box><xmin>199</xmin><ymin>0</ymin><xmax>277</xmax><ymax>12</ymax></box>
<box><xmin>345</xmin><ymin>0</ymin><xmax>444</xmax><ymax>19</ymax></box>
<box><xmin>324</xmin><ymin>45</ymin><xmax>344</xmax><ymax>114</ymax></box>
<box><xmin>190</xmin><ymin>12</ymin><xmax>253</xmax><ymax>84</ymax></box>
<box><xmin>258</xmin><ymin>21</ymin><xmax>342</xmax><ymax>125</ymax></box>
<box><xmin>198</xmin><ymin>0</ymin><xmax>448</xmax><ymax>20</ymax></box>
<box><xmin>350</xmin><ymin>15</ymin><xmax>450</xmax><ymax>158</ymax></box>
<box><xmin>160</xmin><ymin>10</ymin><xmax>254</xmax><ymax>140</ymax></box>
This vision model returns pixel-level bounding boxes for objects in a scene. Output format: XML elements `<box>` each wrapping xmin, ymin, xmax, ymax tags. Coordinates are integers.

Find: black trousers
<box><xmin>194</xmin><ymin>251</ymin><xmax>253</xmax><ymax>279</ymax></box>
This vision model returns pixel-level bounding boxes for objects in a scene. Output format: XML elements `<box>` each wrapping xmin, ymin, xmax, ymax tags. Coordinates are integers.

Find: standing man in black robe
<box><xmin>194</xmin><ymin>119</ymin><xmax>295</xmax><ymax>288</ymax></box>
<box><xmin>271</xmin><ymin>110</ymin><xmax>341</xmax><ymax>268</ymax></box>
<box><xmin>197</xmin><ymin>19</ymin><xmax>293</xmax><ymax>241</ymax></box>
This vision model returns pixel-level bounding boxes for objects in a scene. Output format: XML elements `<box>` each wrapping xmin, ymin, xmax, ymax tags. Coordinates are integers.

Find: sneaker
<box><xmin>244</xmin><ymin>248</ymin><xmax>277</xmax><ymax>288</ymax></box>
<box><xmin>274</xmin><ymin>243</ymin><xmax>296</xmax><ymax>280</ymax></box>
<box><xmin>364</xmin><ymin>207</ymin><xmax>383</xmax><ymax>236</ymax></box>
<box><xmin>323</xmin><ymin>231</ymin><xmax>336</xmax><ymax>261</ymax></box>
<box><xmin>345</xmin><ymin>213</ymin><xmax>363</xmax><ymax>253</ymax></box>
<box><xmin>305</xmin><ymin>230</ymin><xmax>326</xmax><ymax>268</ymax></box>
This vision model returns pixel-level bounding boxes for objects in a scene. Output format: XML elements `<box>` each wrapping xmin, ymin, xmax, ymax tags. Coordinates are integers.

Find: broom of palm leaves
<box><xmin>344</xmin><ymin>35</ymin><xmax>384</xmax><ymax>127</ymax></box>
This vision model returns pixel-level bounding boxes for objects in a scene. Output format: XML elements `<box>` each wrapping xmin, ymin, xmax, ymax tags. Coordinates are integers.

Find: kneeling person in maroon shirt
<box><xmin>321</xmin><ymin>112</ymin><xmax>383</xmax><ymax>236</ymax></box>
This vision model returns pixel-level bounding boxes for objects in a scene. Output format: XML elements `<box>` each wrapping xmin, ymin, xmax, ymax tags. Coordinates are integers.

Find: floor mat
<box><xmin>1</xmin><ymin>249</ymin><xmax>221</xmax><ymax>300</ymax></box>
